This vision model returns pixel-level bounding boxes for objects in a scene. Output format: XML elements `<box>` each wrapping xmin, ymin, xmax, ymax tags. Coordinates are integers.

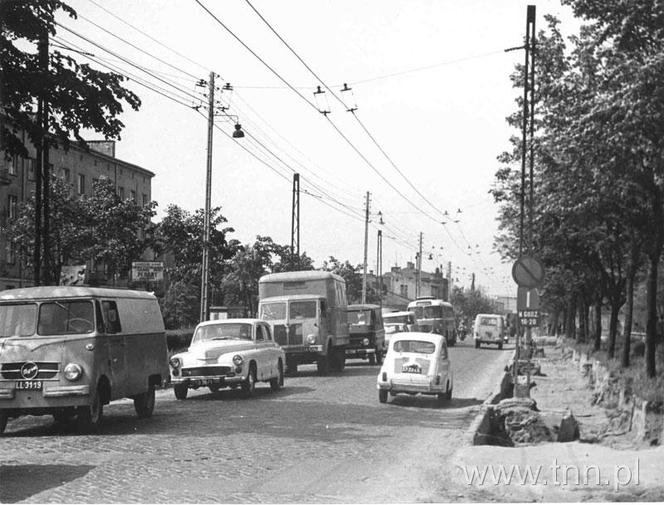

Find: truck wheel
<box><xmin>270</xmin><ymin>360</ymin><xmax>284</xmax><ymax>392</ymax></box>
<box><xmin>475</xmin><ymin>340</ymin><xmax>480</xmax><ymax>349</ymax></box>
<box><xmin>333</xmin><ymin>347</ymin><xmax>345</xmax><ymax>372</ymax></box>
<box><xmin>134</xmin><ymin>385</ymin><xmax>156</xmax><ymax>418</ymax></box>
<box><xmin>316</xmin><ymin>353</ymin><xmax>330</xmax><ymax>375</ymax></box>
<box><xmin>378</xmin><ymin>390</ymin><xmax>388</xmax><ymax>403</ymax></box>
<box><xmin>368</xmin><ymin>353</ymin><xmax>376</xmax><ymax>365</ymax></box>
<box><xmin>285</xmin><ymin>358</ymin><xmax>298</xmax><ymax>376</ymax></box>
<box><xmin>0</xmin><ymin>413</ymin><xmax>7</xmax><ymax>434</ymax></box>
<box><xmin>375</xmin><ymin>347</ymin><xmax>383</xmax><ymax>365</ymax></box>
<box><xmin>76</xmin><ymin>390</ymin><xmax>103</xmax><ymax>431</ymax></box>
<box><xmin>174</xmin><ymin>384</ymin><xmax>188</xmax><ymax>400</ymax></box>
<box><xmin>241</xmin><ymin>364</ymin><xmax>257</xmax><ymax>397</ymax></box>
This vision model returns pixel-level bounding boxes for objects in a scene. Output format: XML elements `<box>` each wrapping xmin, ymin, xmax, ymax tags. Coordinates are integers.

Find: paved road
<box><xmin>0</xmin><ymin>340</ymin><xmax>512</xmax><ymax>503</ymax></box>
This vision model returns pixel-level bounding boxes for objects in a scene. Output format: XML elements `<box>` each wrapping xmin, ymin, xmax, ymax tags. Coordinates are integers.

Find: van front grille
<box><xmin>1</xmin><ymin>362</ymin><xmax>59</xmax><ymax>380</ymax></box>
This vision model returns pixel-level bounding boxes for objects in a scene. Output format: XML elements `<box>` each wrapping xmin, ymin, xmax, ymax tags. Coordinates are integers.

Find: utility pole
<box><xmin>377</xmin><ymin>229</ymin><xmax>383</xmax><ymax>307</ymax></box>
<box><xmin>416</xmin><ymin>232</ymin><xmax>423</xmax><ymax>298</ymax></box>
<box><xmin>361</xmin><ymin>191</ymin><xmax>370</xmax><ymax>304</ymax></box>
<box><xmin>199</xmin><ymin>72</ymin><xmax>215</xmax><ymax>323</ymax></box>
<box><xmin>291</xmin><ymin>173</ymin><xmax>300</xmax><ymax>267</ymax></box>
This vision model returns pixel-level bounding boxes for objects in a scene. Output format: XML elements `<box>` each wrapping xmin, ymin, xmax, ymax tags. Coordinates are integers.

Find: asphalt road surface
<box><xmin>0</xmin><ymin>339</ymin><xmax>512</xmax><ymax>503</ymax></box>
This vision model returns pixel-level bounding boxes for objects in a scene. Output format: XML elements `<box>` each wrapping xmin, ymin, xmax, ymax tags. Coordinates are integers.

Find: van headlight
<box><xmin>306</xmin><ymin>334</ymin><xmax>317</xmax><ymax>344</ymax></box>
<box><xmin>169</xmin><ymin>357</ymin><xmax>182</xmax><ymax>369</ymax></box>
<box><xmin>233</xmin><ymin>355</ymin><xmax>244</xmax><ymax>366</ymax></box>
<box><xmin>64</xmin><ymin>363</ymin><xmax>83</xmax><ymax>381</ymax></box>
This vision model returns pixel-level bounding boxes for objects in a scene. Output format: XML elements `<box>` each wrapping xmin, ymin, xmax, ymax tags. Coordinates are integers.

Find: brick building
<box><xmin>0</xmin><ymin>139</ymin><xmax>154</xmax><ymax>290</ymax></box>
<box><xmin>378</xmin><ymin>261</ymin><xmax>449</xmax><ymax>310</ymax></box>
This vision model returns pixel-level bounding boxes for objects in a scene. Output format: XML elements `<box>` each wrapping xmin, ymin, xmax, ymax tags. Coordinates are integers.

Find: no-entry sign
<box><xmin>512</xmin><ymin>255</ymin><xmax>545</xmax><ymax>288</ymax></box>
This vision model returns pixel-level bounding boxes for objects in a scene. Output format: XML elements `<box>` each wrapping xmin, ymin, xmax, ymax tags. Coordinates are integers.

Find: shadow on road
<box><xmin>388</xmin><ymin>395</ymin><xmax>483</xmax><ymax>410</ymax></box>
<box><xmin>0</xmin><ymin>464</ymin><xmax>95</xmax><ymax>502</ymax></box>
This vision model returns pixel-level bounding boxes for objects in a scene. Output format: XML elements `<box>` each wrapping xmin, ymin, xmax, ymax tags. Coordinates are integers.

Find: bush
<box><xmin>165</xmin><ymin>328</ymin><xmax>194</xmax><ymax>352</ymax></box>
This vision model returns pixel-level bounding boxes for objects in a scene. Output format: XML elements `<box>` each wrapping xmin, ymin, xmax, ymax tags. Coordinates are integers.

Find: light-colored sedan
<box><xmin>376</xmin><ymin>332</ymin><xmax>453</xmax><ymax>404</ymax></box>
<box><xmin>169</xmin><ymin>319</ymin><xmax>285</xmax><ymax>400</ymax></box>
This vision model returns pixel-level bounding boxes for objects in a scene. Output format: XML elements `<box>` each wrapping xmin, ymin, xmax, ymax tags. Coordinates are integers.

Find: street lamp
<box><xmin>199</xmin><ymin>72</ymin><xmax>245</xmax><ymax>322</ymax></box>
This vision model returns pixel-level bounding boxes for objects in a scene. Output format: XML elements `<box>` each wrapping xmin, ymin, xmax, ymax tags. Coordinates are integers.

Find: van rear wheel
<box><xmin>134</xmin><ymin>385</ymin><xmax>155</xmax><ymax>418</ymax></box>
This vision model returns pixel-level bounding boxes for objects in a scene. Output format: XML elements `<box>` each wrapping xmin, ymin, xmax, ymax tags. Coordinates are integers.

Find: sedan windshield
<box><xmin>193</xmin><ymin>323</ymin><xmax>253</xmax><ymax>343</ymax></box>
<box><xmin>0</xmin><ymin>303</ymin><xmax>37</xmax><ymax>337</ymax></box>
<box><xmin>393</xmin><ymin>340</ymin><xmax>436</xmax><ymax>354</ymax></box>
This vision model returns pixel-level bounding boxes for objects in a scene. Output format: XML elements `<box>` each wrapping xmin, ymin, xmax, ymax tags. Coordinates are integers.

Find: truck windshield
<box><xmin>349</xmin><ymin>310</ymin><xmax>372</xmax><ymax>325</ymax></box>
<box><xmin>289</xmin><ymin>301</ymin><xmax>317</xmax><ymax>319</ymax></box>
<box><xmin>193</xmin><ymin>323</ymin><xmax>252</xmax><ymax>343</ymax></box>
<box><xmin>0</xmin><ymin>303</ymin><xmax>37</xmax><ymax>337</ymax></box>
<box><xmin>37</xmin><ymin>301</ymin><xmax>95</xmax><ymax>335</ymax></box>
<box><xmin>259</xmin><ymin>302</ymin><xmax>287</xmax><ymax>320</ymax></box>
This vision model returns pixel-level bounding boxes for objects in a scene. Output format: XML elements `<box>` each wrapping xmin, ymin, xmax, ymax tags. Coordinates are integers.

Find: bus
<box><xmin>407</xmin><ymin>297</ymin><xmax>457</xmax><ymax>346</ymax></box>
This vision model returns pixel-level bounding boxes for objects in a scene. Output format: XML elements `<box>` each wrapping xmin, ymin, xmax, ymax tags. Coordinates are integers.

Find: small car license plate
<box><xmin>402</xmin><ymin>365</ymin><xmax>421</xmax><ymax>374</ymax></box>
<box><xmin>15</xmin><ymin>380</ymin><xmax>43</xmax><ymax>390</ymax></box>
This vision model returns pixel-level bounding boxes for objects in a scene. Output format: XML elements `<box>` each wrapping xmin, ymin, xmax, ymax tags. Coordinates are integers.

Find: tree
<box><xmin>321</xmin><ymin>256</ymin><xmax>379</xmax><ymax>304</ymax></box>
<box><xmin>0</xmin><ymin>0</ymin><xmax>141</xmax><ymax>159</ymax></box>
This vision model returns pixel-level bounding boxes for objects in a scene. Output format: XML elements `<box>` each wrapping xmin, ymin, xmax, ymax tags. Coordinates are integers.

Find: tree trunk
<box><xmin>608</xmin><ymin>304</ymin><xmax>619</xmax><ymax>359</ymax></box>
<box><xmin>565</xmin><ymin>293</ymin><xmax>576</xmax><ymax>340</ymax></box>
<box><xmin>645</xmin><ymin>254</ymin><xmax>658</xmax><ymax>377</ymax></box>
<box><xmin>593</xmin><ymin>300</ymin><xmax>602</xmax><ymax>352</ymax></box>
<box><xmin>577</xmin><ymin>296</ymin><xmax>587</xmax><ymax>344</ymax></box>
<box><xmin>622</xmin><ymin>267</ymin><xmax>635</xmax><ymax>368</ymax></box>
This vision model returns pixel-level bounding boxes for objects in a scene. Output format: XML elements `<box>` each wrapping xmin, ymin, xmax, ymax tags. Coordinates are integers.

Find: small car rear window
<box><xmin>393</xmin><ymin>340</ymin><xmax>436</xmax><ymax>354</ymax></box>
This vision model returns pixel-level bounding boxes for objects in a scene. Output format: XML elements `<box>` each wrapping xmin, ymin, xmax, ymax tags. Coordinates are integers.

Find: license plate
<box><xmin>307</xmin><ymin>345</ymin><xmax>323</xmax><ymax>352</ymax></box>
<box><xmin>402</xmin><ymin>365</ymin><xmax>421</xmax><ymax>374</ymax></box>
<box><xmin>15</xmin><ymin>380</ymin><xmax>43</xmax><ymax>390</ymax></box>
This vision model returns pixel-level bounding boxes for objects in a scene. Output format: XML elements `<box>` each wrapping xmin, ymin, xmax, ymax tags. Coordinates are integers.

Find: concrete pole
<box><xmin>199</xmin><ymin>72</ymin><xmax>215</xmax><ymax>322</ymax></box>
<box><xmin>361</xmin><ymin>191</ymin><xmax>370</xmax><ymax>304</ymax></box>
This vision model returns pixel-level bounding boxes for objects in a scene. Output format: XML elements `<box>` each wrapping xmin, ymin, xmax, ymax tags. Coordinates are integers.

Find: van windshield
<box><xmin>38</xmin><ymin>301</ymin><xmax>95</xmax><ymax>335</ymax></box>
<box><xmin>260</xmin><ymin>302</ymin><xmax>287</xmax><ymax>320</ymax></box>
<box><xmin>0</xmin><ymin>303</ymin><xmax>37</xmax><ymax>337</ymax></box>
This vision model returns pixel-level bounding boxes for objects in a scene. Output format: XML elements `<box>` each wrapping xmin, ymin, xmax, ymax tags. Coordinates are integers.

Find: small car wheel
<box><xmin>134</xmin><ymin>385</ymin><xmax>155</xmax><ymax>418</ymax></box>
<box><xmin>174</xmin><ymin>384</ymin><xmax>188</xmax><ymax>400</ymax></box>
<box><xmin>270</xmin><ymin>360</ymin><xmax>284</xmax><ymax>392</ymax></box>
<box><xmin>0</xmin><ymin>412</ymin><xmax>8</xmax><ymax>434</ymax></box>
<box><xmin>378</xmin><ymin>390</ymin><xmax>388</xmax><ymax>403</ymax></box>
<box><xmin>242</xmin><ymin>364</ymin><xmax>257</xmax><ymax>397</ymax></box>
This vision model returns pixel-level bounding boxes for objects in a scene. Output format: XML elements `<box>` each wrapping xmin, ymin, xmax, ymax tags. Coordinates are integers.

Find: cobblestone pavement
<box><xmin>0</xmin><ymin>341</ymin><xmax>512</xmax><ymax>503</ymax></box>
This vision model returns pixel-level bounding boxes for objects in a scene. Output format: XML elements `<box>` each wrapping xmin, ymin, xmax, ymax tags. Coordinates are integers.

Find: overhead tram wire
<box><xmin>55</xmin><ymin>23</ymin><xmax>206</xmax><ymax>105</ymax></box>
<box><xmin>75</xmin><ymin>12</ymin><xmax>202</xmax><ymax>81</ymax></box>
<box><xmin>194</xmin><ymin>0</ymin><xmax>444</xmax><ymax>227</ymax></box>
<box><xmin>85</xmin><ymin>0</ymin><xmax>210</xmax><ymax>74</ymax></box>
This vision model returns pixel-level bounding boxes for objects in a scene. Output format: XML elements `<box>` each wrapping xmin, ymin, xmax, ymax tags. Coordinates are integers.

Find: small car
<box><xmin>168</xmin><ymin>319</ymin><xmax>285</xmax><ymax>399</ymax></box>
<box><xmin>376</xmin><ymin>332</ymin><xmax>453</xmax><ymax>404</ymax></box>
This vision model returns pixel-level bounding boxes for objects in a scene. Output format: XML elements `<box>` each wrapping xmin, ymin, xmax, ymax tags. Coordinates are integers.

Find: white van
<box><xmin>0</xmin><ymin>287</ymin><xmax>168</xmax><ymax>433</ymax></box>
<box><xmin>473</xmin><ymin>313</ymin><xmax>505</xmax><ymax>349</ymax></box>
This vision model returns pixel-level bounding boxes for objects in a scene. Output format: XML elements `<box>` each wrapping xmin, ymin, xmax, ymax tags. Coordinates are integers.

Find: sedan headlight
<box><xmin>64</xmin><ymin>363</ymin><xmax>83</xmax><ymax>381</ymax></box>
<box><xmin>233</xmin><ymin>355</ymin><xmax>244</xmax><ymax>366</ymax></box>
<box><xmin>306</xmin><ymin>334</ymin><xmax>317</xmax><ymax>345</ymax></box>
<box><xmin>169</xmin><ymin>357</ymin><xmax>181</xmax><ymax>369</ymax></box>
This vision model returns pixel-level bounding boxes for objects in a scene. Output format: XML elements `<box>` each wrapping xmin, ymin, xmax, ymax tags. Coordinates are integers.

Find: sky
<box><xmin>55</xmin><ymin>0</ymin><xmax>580</xmax><ymax>298</ymax></box>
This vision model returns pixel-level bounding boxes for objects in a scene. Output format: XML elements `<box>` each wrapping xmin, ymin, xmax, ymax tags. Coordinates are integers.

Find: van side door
<box><xmin>100</xmin><ymin>300</ymin><xmax>126</xmax><ymax>399</ymax></box>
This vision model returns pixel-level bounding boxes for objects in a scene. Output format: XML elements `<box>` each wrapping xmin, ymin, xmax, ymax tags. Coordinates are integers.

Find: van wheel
<box><xmin>242</xmin><ymin>364</ymin><xmax>257</xmax><ymax>397</ymax></box>
<box><xmin>0</xmin><ymin>413</ymin><xmax>7</xmax><ymax>434</ymax></box>
<box><xmin>270</xmin><ymin>361</ymin><xmax>284</xmax><ymax>392</ymax></box>
<box><xmin>378</xmin><ymin>390</ymin><xmax>388</xmax><ymax>403</ymax></box>
<box><xmin>174</xmin><ymin>384</ymin><xmax>188</xmax><ymax>400</ymax></box>
<box><xmin>375</xmin><ymin>347</ymin><xmax>383</xmax><ymax>365</ymax></box>
<box><xmin>77</xmin><ymin>391</ymin><xmax>103</xmax><ymax>431</ymax></box>
<box><xmin>134</xmin><ymin>385</ymin><xmax>155</xmax><ymax>418</ymax></box>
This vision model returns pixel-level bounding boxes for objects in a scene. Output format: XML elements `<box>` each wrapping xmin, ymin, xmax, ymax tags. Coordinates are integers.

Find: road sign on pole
<box><xmin>512</xmin><ymin>255</ymin><xmax>545</xmax><ymax>288</ymax></box>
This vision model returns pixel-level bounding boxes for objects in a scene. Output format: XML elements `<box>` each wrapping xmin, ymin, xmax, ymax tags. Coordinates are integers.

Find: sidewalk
<box><xmin>446</xmin><ymin>341</ymin><xmax>664</xmax><ymax>502</ymax></box>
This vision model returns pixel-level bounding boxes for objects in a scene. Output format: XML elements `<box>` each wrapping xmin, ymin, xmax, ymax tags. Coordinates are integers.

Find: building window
<box><xmin>27</xmin><ymin>159</ymin><xmax>36</xmax><ymax>181</ymax></box>
<box><xmin>8</xmin><ymin>195</ymin><xmax>17</xmax><ymax>220</ymax></box>
<box><xmin>142</xmin><ymin>193</ymin><xmax>148</xmax><ymax>206</ymax></box>
<box><xmin>6</xmin><ymin>156</ymin><xmax>16</xmax><ymax>175</ymax></box>
<box><xmin>7</xmin><ymin>240</ymin><xmax>16</xmax><ymax>265</ymax></box>
<box><xmin>61</xmin><ymin>167</ymin><xmax>70</xmax><ymax>181</ymax></box>
<box><xmin>77</xmin><ymin>173</ymin><xmax>85</xmax><ymax>194</ymax></box>
<box><xmin>118</xmin><ymin>186</ymin><xmax>125</xmax><ymax>199</ymax></box>
<box><xmin>400</xmin><ymin>284</ymin><xmax>408</xmax><ymax>298</ymax></box>
<box><xmin>130</xmin><ymin>189</ymin><xmax>136</xmax><ymax>201</ymax></box>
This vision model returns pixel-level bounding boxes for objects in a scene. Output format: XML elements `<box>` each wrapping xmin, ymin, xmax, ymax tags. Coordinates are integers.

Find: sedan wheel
<box><xmin>174</xmin><ymin>384</ymin><xmax>188</xmax><ymax>400</ymax></box>
<box><xmin>242</xmin><ymin>365</ymin><xmax>257</xmax><ymax>397</ymax></box>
